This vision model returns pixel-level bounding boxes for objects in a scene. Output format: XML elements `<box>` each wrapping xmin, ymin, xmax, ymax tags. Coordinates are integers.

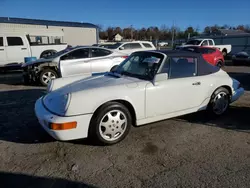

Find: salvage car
<box><xmin>22</xmin><ymin>46</ymin><xmax>128</xmax><ymax>86</ymax></box>
<box><xmin>35</xmin><ymin>50</ymin><xmax>244</xmax><ymax>145</ymax></box>
<box><xmin>179</xmin><ymin>46</ymin><xmax>225</xmax><ymax>67</ymax></box>
<box><xmin>232</xmin><ymin>51</ymin><xmax>250</xmax><ymax>65</ymax></box>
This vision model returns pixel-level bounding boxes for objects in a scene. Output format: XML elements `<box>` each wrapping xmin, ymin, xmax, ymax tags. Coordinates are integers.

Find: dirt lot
<box><xmin>0</xmin><ymin>66</ymin><xmax>250</xmax><ymax>188</ymax></box>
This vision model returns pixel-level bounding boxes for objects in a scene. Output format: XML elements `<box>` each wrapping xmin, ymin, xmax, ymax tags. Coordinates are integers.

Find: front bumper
<box><xmin>35</xmin><ymin>97</ymin><xmax>93</xmax><ymax>141</ymax></box>
<box><xmin>231</xmin><ymin>87</ymin><xmax>244</xmax><ymax>103</ymax></box>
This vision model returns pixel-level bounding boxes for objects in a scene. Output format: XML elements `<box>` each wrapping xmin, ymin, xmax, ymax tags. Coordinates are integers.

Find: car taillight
<box><xmin>122</xmin><ymin>56</ymin><xmax>128</xmax><ymax>59</ymax></box>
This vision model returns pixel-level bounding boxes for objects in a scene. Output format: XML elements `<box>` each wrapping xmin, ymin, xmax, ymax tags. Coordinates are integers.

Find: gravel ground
<box><xmin>0</xmin><ymin>66</ymin><xmax>250</xmax><ymax>188</ymax></box>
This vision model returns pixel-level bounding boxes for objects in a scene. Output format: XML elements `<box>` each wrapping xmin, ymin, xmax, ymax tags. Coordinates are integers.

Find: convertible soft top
<box><xmin>156</xmin><ymin>50</ymin><xmax>220</xmax><ymax>76</ymax></box>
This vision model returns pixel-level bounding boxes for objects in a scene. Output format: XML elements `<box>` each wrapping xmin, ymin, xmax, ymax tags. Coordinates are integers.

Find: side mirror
<box><xmin>153</xmin><ymin>73</ymin><xmax>168</xmax><ymax>85</ymax></box>
<box><xmin>119</xmin><ymin>46</ymin><xmax>125</xmax><ymax>50</ymax></box>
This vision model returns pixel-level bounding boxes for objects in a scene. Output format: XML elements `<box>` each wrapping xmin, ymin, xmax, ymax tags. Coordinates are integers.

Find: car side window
<box><xmin>61</xmin><ymin>49</ymin><xmax>89</xmax><ymax>60</ymax></box>
<box><xmin>122</xmin><ymin>44</ymin><xmax>131</xmax><ymax>49</ymax></box>
<box><xmin>198</xmin><ymin>48</ymin><xmax>209</xmax><ymax>54</ymax></box>
<box><xmin>201</xmin><ymin>40</ymin><xmax>208</xmax><ymax>46</ymax></box>
<box><xmin>207</xmin><ymin>48</ymin><xmax>216</xmax><ymax>54</ymax></box>
<box><xmin>208</xmin><ymin>40</ymin><xmax>213</xmax><ymax>46</ymax></box>
<box><xmin>91</xmin><ymin>48</ymin><xmax>112</xmax><ymax>57</ymax></box>
<box><xmin>159</xmin><ymin>58</ymin><xmax>170</xmax><ymax>74</ymax></box>
<box><xmin>130</xmin><ymin>43</ymin><xmax>142</xmax><ymax>49</ymax></box>
<box><xmin>169</xmin><ymin>57</ymin><xmax>197</xmax><ymax>79</ymax></box>
<box><xmin>142</xmin><ymin>43</ymin><xmax>152</xmax><ymax>48</ymax></box>
<box><xmin>7</xmin><ymin>37</ymin><xmax>24</xmax><ymax>46</ymax></box>
<box><xmin>0</xmin><ymin>37</ymin><xmax>3</xmax><ymax>46</ymax></box>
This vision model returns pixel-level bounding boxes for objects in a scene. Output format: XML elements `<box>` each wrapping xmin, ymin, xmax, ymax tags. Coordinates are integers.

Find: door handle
<box><xmin>0</xmin><ymin>49</ymin><xmax>4</xmax><ymax>51</ymax></box>
<box><xmin>192</xmin><ymin>82</ymin><xmax>201</xmax><ymax>86</ymax></box>
<box><xmin>21</xmin><ymin>48</ymin><xmax>27</xmax><ymax>50</ymax></box>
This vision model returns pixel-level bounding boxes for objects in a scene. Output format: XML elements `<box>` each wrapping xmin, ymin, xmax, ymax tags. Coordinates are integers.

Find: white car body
<box><xmin>0</xmin><ymin>33</ymin><xmax>67</xmax><ymax>67</ymax></box>
<box><xmin>106</xmin><ymin>41</ymin><xmax>156</xmax><ymax>55</ymax></box>
<box><xmin>179</xmin><ymin>38</ymin><xmax>232</xmax><ymax>55</ymax></box>
<box><xmin>22</xmin><ymin>46</ymin><xmax>128</xmax><ymax>85</ymax></box>
<box><xmin>35</xmin><ymin>51</ymin><xmax>244</xmax><ymax>142</ymax></box>
<box><xmin>158</xmin><ymin>42</ymin><xmax>168</xmax><ymax>47</ymax></box>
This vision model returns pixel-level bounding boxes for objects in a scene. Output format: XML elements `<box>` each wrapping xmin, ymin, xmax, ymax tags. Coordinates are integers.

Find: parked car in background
<box><xmin>158</xmin><ymin>41</ymin><xmax>168</xmax><ymax>47</ymax></box>
<box><xmin>22</xmin><ymin>46</ymin><xmax>128</xmax><ymax>86</ymax></box>
<box><xmin>232</xmin><ymin>51</ymin><xmax>250</xmax><ymax>65</ymax></box>
<box><xmin>177</xmin><ymin>38</ymin><xmax>232</xmax><ymax>56</ymax></box>
<box><xmin>105</xmin><ymin>41</ymin><xmax>156</xmax><ymax>55</ymax></box>
<box><xmin>0</xmin><ymin>33</ymin><xmax>68</xmax><ymax>68</ymax></box>
<box><xmin>180</xmin><ymin>46</ymin><xmax>224</xmax><ymax>67</ymax></box>
<box><xmin>35</xmin><ymin>50</ymin><xmax>244</xmax><ymax>145</ymax></box>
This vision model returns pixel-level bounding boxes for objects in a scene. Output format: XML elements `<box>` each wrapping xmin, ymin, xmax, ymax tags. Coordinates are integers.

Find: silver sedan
<box><xmin>22</xmin><ymin>46</ymin><xmax>128</xmax><ymax>86</ymax></box>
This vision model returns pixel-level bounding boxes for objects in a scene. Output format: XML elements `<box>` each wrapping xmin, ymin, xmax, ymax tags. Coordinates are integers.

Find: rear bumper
<box><xmin>231</xmin><ymin>87</ymin><xmax>244</xmax><ymax>103</ymax></box>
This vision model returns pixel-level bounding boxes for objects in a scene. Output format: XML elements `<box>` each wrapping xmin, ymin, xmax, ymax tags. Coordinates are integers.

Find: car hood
<box><xmin>48</xmin><ymin>73</ymin><xmax>141</xmax><ymax>96</ymax></box>
<box><xmin>22</xmin><ymin>58</ymin><xmax>53</xmax><ymax>67</ymax></box>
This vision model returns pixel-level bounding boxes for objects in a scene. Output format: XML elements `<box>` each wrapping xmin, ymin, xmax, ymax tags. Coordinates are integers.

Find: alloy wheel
<box><xmin>99</xmin><ymin>110</ymin><xmax>127</xmax><ymax>142</ymax></box>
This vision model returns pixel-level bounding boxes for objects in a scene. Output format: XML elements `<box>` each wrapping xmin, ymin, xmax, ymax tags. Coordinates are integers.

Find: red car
<box><xmin>180</xmin><ymin>46</ymin><xmax>225</xmax><ymax>67</ymax></box>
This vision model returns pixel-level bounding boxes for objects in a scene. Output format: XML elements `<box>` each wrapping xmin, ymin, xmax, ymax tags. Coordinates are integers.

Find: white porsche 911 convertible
<box><xmin>35</xmin><ymin>50</ymin><xmax>244</xmax><ymax>145</ymax></box>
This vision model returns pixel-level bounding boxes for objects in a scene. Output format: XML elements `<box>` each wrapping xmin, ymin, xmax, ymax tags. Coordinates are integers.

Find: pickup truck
<box><xmin>0</xmin><ymin>34</ymin><xmax>68</xmax><ymax>68</ymax></box>
<box><xmin>176</xmin><ymin>38</ymin><xmax>232</xmax><ymax>56</ymax></box>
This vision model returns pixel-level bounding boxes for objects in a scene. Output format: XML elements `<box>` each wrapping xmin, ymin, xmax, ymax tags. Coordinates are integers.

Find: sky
<box><xmin>0</xmin><ymin>0</ymin><xmax>249</xmax><ymax>31</ymax></box>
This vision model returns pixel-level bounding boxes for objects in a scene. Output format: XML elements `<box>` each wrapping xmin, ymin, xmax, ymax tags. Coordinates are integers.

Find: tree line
<box><xmin>98</xmin><ymin>24</ymin><xmax>250</xmax><ymax>41</ymax></box>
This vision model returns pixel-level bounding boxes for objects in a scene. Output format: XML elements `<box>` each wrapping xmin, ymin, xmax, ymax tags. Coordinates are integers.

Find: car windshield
<box><xmin>106</xmin><ymin>42</ymin><xmax>123</xmax><ymax>49</ymax></box>
<box><xmin>43</xmin><ymin>47</ymin><xmax>75</xmax><ymax>59</ymax></box>
<box><xmin>113</xmin><ymin>52</ymin><xmax>164</xmax><ymax>80</ymax></box>
<box><xmin>186</xmin><ymin>40</ymin><xmax>202</xmax><ymax>45</ymax></box>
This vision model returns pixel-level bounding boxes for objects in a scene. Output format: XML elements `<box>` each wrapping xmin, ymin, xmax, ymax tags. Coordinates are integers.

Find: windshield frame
<box><xmin>113</xmin><ymin>51</ymin><xmax>166</xmax><ymax>81</ymax></box>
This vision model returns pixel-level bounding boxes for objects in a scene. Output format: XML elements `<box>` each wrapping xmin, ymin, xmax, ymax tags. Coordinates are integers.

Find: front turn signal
<box><xmin>50</xmin><ymin>122</ymin><xmax>77</xmax><ymax>130</ymax></box>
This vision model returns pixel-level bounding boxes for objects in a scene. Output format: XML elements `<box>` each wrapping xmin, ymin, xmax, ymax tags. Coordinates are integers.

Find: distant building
<box><xmin>0</xmin><ymin>17</ymin><xmax>99</xmax><ymax>45</ymax></box>
<box><xmin>114</xmin><ymin>34</ymin><xmax>123</xmax><ymax>42</ymax></box>
<box><xmin>218</xmin><ymin>29</ymin><xmax>250</xmax><ymax>36</ymax></box>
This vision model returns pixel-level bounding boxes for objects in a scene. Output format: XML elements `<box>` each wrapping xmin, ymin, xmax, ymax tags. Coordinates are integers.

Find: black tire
<box><xmin>89</xmin><ymin>102</ymin><xmax>132</xmax><ymax>145</ymax></box>
<box><xmin>222</xmin><ymin>50</ymin><xmax>227</xmax><ymax>57</ymax></box>
<box><xmin>110</xmin><ymin>65</ymin><xmax>118</xmax><ymax>72</ymax></box>
<box><xmin>39</xmin><ymin>69</ymin><xmax>58</xmax><ymax>86</ymax></box>
<box><xmin>40</xmin><ymin>50</ymin><xmax>57</xmax><ymax>58</ymax></box>
<box><xmin>207</xmin><ymin>87</ymin><xmax>230</xmax><ymax>116</ymax></box>
<box><xmin>216</xmin><ymin>60</ymin><xmax>223</xmax><ymax>68</ymax></box>
<box><xmin>23</xmin><ymin>75</ymin><xmax>30</xmax><ymax>85</ymax></box>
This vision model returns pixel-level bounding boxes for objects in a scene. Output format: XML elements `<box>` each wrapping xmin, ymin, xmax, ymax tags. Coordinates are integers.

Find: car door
<box><xmin>59</xmin><ymin>48</ymin><xmax>91</xmax><ymax>77</ymax></box>
<box><xmin>5</xmin><ymin>36</ymin><xmax>29</xmax><ymax>64</ymax></box>
<box><xmin>89</xmin><ymin>48</ymin><xmax>113</xmax><ymax>73</ymax></box>
<box><xmin>0</xmin><ymin>36</ymin><xmax>7</xmax><ymax>66</ymax></box>
<box><xmin>146</xmin><ymin>56</ymin><xmax>210</xmax><ymax>117</ymax></box>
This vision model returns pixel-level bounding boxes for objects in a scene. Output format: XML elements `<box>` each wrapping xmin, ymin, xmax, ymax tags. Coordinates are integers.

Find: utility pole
<box><xmin>130</xmin><ymin>25</ymin><xmax>133</xmax><ymax>41</ymax></box>
<box><xmin>171</xmin><ymin>20</ymin><xmax>175</xmax><ymax>48</ymax></box>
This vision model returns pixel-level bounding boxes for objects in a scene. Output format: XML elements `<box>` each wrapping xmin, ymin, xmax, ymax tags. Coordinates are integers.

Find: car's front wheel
<box><xmin>39</xmin><ymin>69</ymin><xmax>58</xmax><ymax>86</ymax></box>
<box><xmin>89</xmin><ymin>102</ymin><xmax>132</xmax><ymax>145</ymax></box>
<box><xmin>208</xmin><ymin>87</ymin><xmax>230</xmax><ymax>116</ymax></box>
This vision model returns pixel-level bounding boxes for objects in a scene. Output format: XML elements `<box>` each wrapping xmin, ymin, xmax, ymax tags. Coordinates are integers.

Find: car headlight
<box><xmin>47</xmin><ymin>80</ymin><xmax>54</xmax><ymax>93</ymax></box>
<box><xmin>59</xmin><ymin>93</ymin><xmax>71</xmax><ymax>115</ymax></box>
<box><xmin>43</xmin><ymin>93</ymin><xmax>71</xmax><ymax>116</ymax></box>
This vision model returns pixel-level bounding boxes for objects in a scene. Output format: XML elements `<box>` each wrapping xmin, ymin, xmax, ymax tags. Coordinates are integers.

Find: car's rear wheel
<box><xmin>39</xmin><ymin>69</ymin><xmax>58</xmax><ymax>86</ymax></box>
<box><xmin>208</xmin><ymin>87</ymin><xmax>230</xmax><ymax>116</ymax></box>
<box><xmin>89</xmin><ymin>102</ymin><xmax>132</xmax><ymax>145</ymax></box>
<box><xmin>217</xmin><ymin>60</ymin><xmax>223</xmax><ymax>68</ymax></box>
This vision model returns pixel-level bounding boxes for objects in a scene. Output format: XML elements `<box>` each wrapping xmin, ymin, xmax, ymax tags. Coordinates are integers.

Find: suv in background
<box><xmin>106</xmin><ymin>41</ymin><xmax>156</xmax><ymax>55</ymax></box>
